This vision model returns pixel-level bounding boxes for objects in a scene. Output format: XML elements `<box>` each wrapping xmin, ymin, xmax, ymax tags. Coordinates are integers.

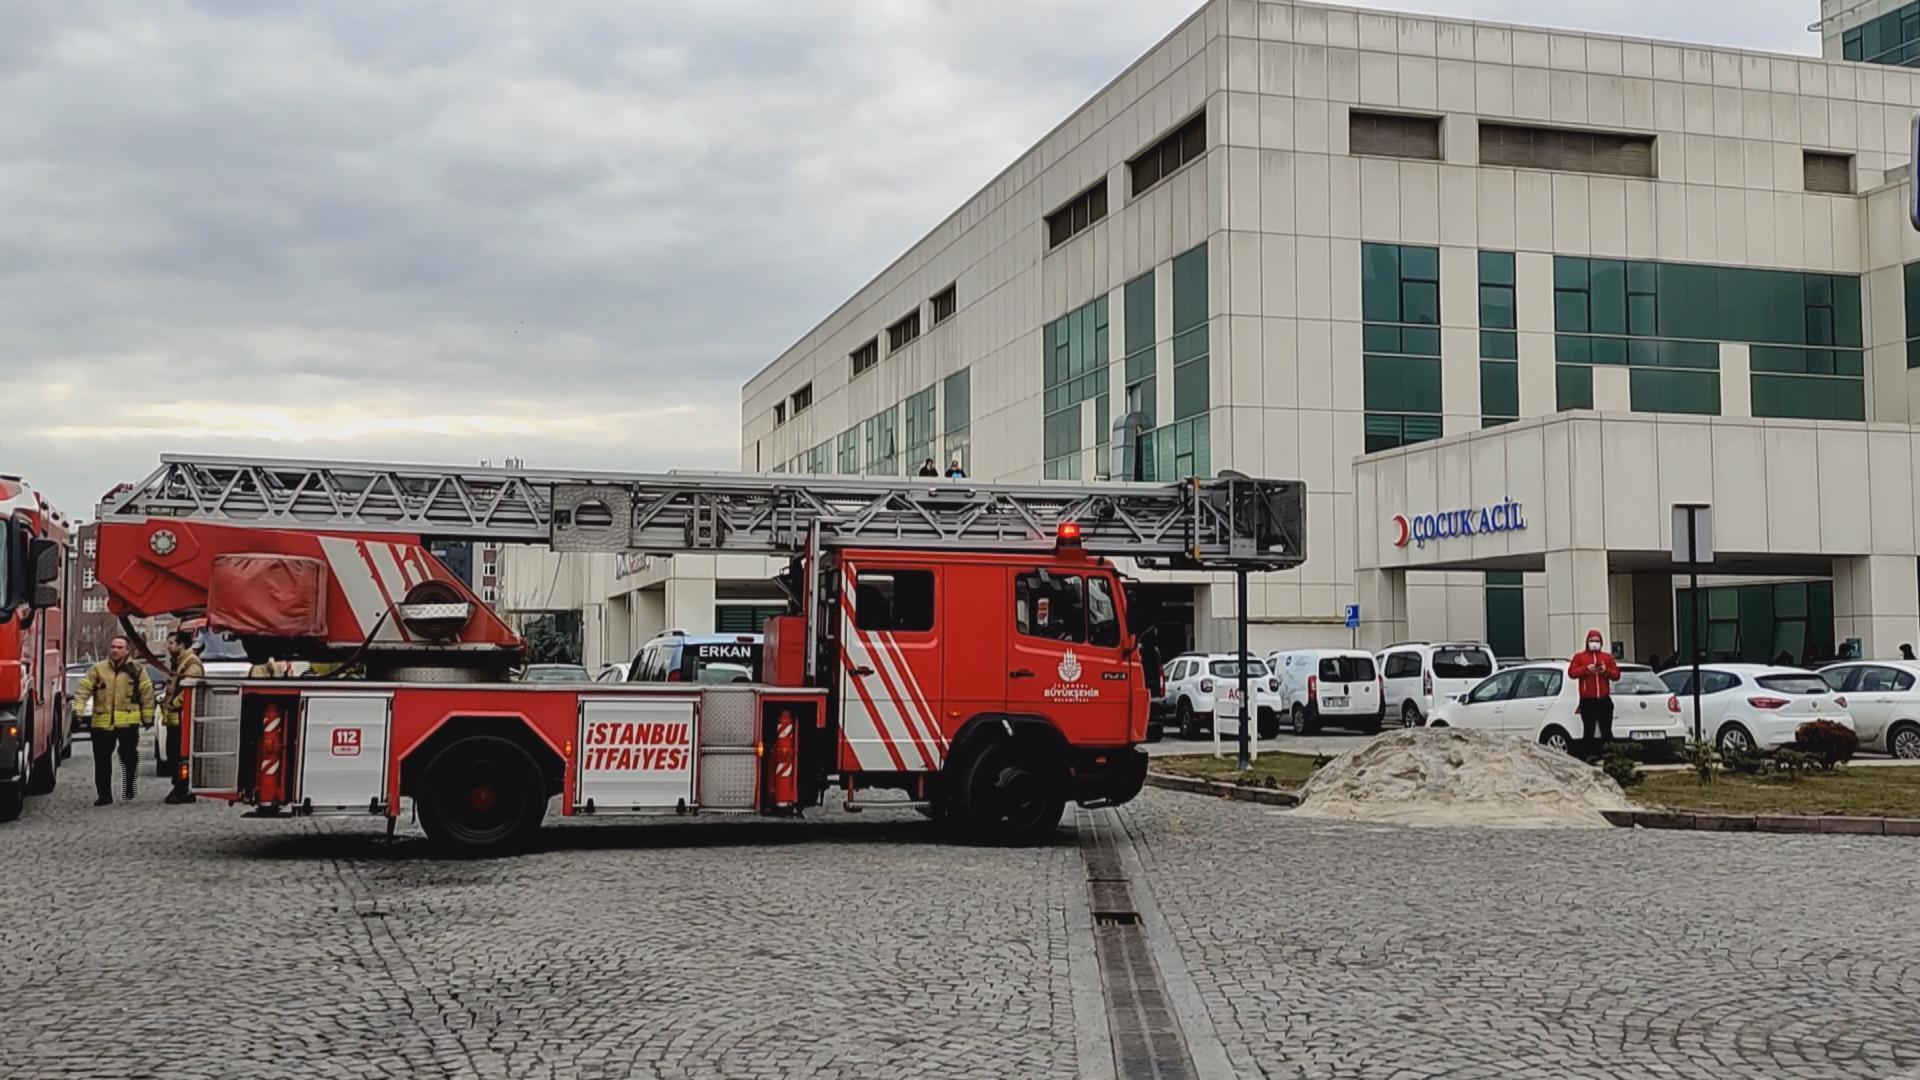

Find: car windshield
<box><xmin>1616</xmin><ymin>670</ymin><xmax>1669</xmax><ymax>694</ymax></box>
<box><xmin>1432</xmin><ymin>648</ymin><xmax>1494</xmax><ymax>678</ymax></box>
<box><xmin>197</xmin><ymin>629</ymin><xmax>250</xmax><ymax>662</ymax></box>
<box><xmin>689</xmin><ymin>641</ymin><xmax>762</xmax><ymax>682</ymax></box>
<box><xmin>1756</xmin><ymin>674</ymin><xmax>1831</xmax><ymax>695</ymax></box>
<box><xmin>1318</xmin><ymin>656</ymin><xmax>1375</xmax><ymax>681</ymax></box>
<box><xmin>1210</xmin><ymin>658</ymin><xmax>1267</xmax><ymax>678</ymax></box>
<box><xmin>695</xmin><ymin>662</ymin><xmax>754</xmax><ymax>685</ymax></box>
<box><xmin>525</xmin><ymin>665</ymin><xmax>589</xmax><ymax>683</ymax></box>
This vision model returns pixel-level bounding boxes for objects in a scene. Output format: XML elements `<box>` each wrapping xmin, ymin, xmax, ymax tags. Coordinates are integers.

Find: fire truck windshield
<box><xmin>196</xmin><ymin>629</ymin><xmax>249</xmax><ymax>662</ymax></box>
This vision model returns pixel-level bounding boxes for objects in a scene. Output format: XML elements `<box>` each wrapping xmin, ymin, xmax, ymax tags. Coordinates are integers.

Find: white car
<box><xmin>1269</xmin><ymin>648</ymin><xmax>1383</xmax><ymax>734</ymax></box>
<box><xmin>1161</xmin><ymin>654</ymin><xmax>1282</xmax><ymax>740</ymax></box>
<box><xmin>1377</xmin><ymin>641</ymin><xmax>1498</xmax><ymax>728</ymax></box>
<box><xmin>1427</xmin><ymin>662</ymin><xmax>1684</xmax><ymax>753</ymax></box>
<box><xmin>1659</xmin><ymin>664</ymin><xmax>1855</xmax><ymax>753</ymax></box>
<box><xmin>1817</xmin><ymin>661</ymin><xmax>1920</xmax><ymax>758</ymax></box>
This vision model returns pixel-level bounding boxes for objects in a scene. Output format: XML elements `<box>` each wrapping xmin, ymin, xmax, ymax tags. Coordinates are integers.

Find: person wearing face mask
<box><xmin>1567</xmin><ymin>629</ymin><xmax>1620</xmax><ymax>753</ymax></box>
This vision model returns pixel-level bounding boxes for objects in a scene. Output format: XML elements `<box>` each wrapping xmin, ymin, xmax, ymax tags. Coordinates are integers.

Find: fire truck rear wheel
<box><xmin>416</xmin><ymin>736</ymin><xmax>546</xmax><ymax>855</ymax></box>
<box><xmin>956</xmin><ymin>740</ymin><xmax>1065</xmax><ymax>843</ymax></box>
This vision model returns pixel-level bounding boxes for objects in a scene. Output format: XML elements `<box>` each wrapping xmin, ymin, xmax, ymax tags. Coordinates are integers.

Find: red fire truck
<box><xmin>95</xmin><ymin>456</ymin><xmax>1302</xmax><ymax>854</ymax></box>
<box><xmin>0</xmin><ymin>476</ymin><xmax>70</xmax><ymax>821</ymax></box>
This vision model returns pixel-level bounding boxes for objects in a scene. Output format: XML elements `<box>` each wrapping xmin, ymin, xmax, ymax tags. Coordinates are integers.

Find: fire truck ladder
<box><xmin>99</xmin><ymin>455</ymin><xmax>1307</xmax><ymax>572</ymax></box>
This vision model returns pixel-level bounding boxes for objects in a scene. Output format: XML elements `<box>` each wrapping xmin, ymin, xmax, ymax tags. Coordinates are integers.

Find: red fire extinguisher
<box><xmin>257</xmin><ymin>703</ymin><xmax>285</xmax><ymax>805</ymax></box>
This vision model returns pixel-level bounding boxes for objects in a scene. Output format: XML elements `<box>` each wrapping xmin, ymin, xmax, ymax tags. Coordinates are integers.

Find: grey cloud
<box><xmin>0</xmin><ymin>0</ymin><xmax>1816</xmax><ymax>511</ymax></box>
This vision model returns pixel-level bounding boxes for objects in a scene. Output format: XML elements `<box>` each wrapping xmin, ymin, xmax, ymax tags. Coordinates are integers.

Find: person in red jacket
<box><xmin>1567</xmin><ymin>628</ymin><xmax>1620</xmax><ymax>749</ymax></box>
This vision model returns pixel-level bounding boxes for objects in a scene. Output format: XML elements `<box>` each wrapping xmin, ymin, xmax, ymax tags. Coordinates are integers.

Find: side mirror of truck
<box><xmin>31</xmin><ymin>538</ymin><xmax>60</xmax><ymax>585</ymax></box>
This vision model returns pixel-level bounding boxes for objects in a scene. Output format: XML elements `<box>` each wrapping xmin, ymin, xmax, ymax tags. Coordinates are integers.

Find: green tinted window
<box><xmin>1364</xmin><ymin>356</ymin><xmax>1442</xmax><ymax>412</ymax></box>
<box><xmin>1480</xmin><ymin>331</ymin><xmax>1517</xmax><ymax>360</ymax></box>
<box><xmin>944</xmin><ymin>369</ymin><xmax>971</xmax><ymax>433</ymax></box>
<box><xmin>1363</xmin><ymin>413</ymin><xmax>1443</xmax><ymax>453</ymax></box>
<box><xmin>1365</xmin><ymin>244</ymin><xmax>1445</xmax><ymax>442</ymax></box>
<box><xmin>1630</xmin><ymin>369</ymin><xmax>1718</xmax><ymax>415</ymax></box>
<box><xmin>1751</xmin><ymin>374</ymin><xmax>1865</xmax><ymax>421</ymax></box>
<box><xmin>1173</xmin><ymin>355</ymin><xmax>1209</xmax><ymax>421</ymax></box>
<box><xmin>1481</xmin><ymin>361</ymin><xmax>1518</xmax><ymax>417</ymax></box>
<box><xmin>1172</xmin><ymin>244</ymin><xmax>1207</xmax><ymax>334</ymax></box>
<box><xmin>1478</xmin><ymin>250</ymin><xmax>1515</xmax><ymax>286</ymax></box>
<box><xmin>1556</xmin><ymin>364</ymin><xmax>1592</xmax><ymax>410</ymax></box>
<box><xmin>1124</xmin><ymin>271</ymin><xmax>1155</xmax><ymax>355</ymax></box>
<box><xmin>1043</xmin><ymin>297</ymin><xmax>1109</xmax><ymax>476</ymax></box>
<box><xmin>1362</xmin><ymin>243</ymin><xmax>1401</xmax><ymax>322</ymax></box>
<box><xmin>1485</xmin><ymin>576</ymin><xmax>1525</xmax><ymax>659</ymax></box>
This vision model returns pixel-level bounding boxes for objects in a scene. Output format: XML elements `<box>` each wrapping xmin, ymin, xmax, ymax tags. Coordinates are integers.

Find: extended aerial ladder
<box><xmin>102</xmin><ymin>454</ymin><xmax>1306</xmax><ymax>567</ymax></box>
<box><xmin>99</xmin><ymin>454</ymin><xmax>1306</xmax><ymax>672</ymax></box>
<box><xmin>94</xmin><ymin>454</ymin><xmax>1307</xmax><ymax>851</ymax></box>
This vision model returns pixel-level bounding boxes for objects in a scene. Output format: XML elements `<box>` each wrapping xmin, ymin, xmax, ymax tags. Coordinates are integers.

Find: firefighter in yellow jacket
<box><xmin>161</xmin><ymin>630</ymin><xmax>202</xmax><ymax>804</ymax></box>
<box><xmin>73</xmin><ymin>635</ymin><xmax>156</xmax><ymax>806</ymax></box>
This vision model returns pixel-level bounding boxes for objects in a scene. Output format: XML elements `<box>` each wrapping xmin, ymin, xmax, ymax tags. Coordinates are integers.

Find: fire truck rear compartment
<box><xmin>192</xmin><ymin>683</ymin><xmax>824</xmax><ymax>850</ymax></box>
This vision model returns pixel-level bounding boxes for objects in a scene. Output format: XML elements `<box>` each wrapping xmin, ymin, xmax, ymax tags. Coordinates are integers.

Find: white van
<box><xmin>1377</xmin><ymin>641</ymin><xmax>1498</xmax><ymax>728</ymax></box>
<box><xmin>1269</xmin><ymin>649</ymin><xmax>1383</xmax><ymax>734</ymax></box>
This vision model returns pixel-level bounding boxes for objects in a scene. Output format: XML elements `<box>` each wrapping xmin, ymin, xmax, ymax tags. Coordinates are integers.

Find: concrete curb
<box><xmin>1143</xmin><ymin>772</ymin><xmax>1300</xmax><ymax>807</ymax></box>
<box><xmin>1604</xmin><ymin>809</ymin><xmax>1920</xmax><ymax>836</ymax></box>
<box><xmin>1149</xmin><ymin>773</ymin><xmax>1920</xmax><ymax>836</ymax></box>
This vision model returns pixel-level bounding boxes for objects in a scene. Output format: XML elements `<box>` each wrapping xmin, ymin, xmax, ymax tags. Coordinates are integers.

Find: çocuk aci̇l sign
<box><xmin>1391</xmin><ymin>498</ymin><xmax>1525</xmax><ymax>550</ymax></box>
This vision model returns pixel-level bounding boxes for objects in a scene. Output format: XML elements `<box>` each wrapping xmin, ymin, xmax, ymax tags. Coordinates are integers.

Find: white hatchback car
<box><xmin>1659</xmin><ymin>664</ymin><xmax>1855</xmax><ymax>753</ymax></box>
<box><xmin>1427</xmin><ymin>662</ymin><xmax>1684</xmax><ymax>753</ymax></box>
<box><xmin>1377</xmin><ymin>642</ymin><xmax>1498</xmax><ymax>728</ymax></box>
<box><xmin>1817</xmin><ymin>661</ymin><xmax>1920</xmax><ymax>758</ymax></box>
<box><xmin>1162</xmin><ymin>654</ymin><xmax>1283</xmax><ymax>740</ymax></box>
<box><xmin>1269</xmin><ymin>649</ymin><xmax>1383</xmax><ymax>734</ymax></box>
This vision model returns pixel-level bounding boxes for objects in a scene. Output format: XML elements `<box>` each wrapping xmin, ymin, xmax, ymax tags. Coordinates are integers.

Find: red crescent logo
<box><xmin>1392</xmin><ymin>515</ymin><xmax>1410</xmax><ymax>548</ymax></box>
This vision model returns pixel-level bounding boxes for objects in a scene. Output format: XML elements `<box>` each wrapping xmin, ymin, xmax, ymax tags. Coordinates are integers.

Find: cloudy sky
<box><xmin>1</xmin><ymin>0</ymin><xmax>1817</xmax><ymax>514</ymax></box>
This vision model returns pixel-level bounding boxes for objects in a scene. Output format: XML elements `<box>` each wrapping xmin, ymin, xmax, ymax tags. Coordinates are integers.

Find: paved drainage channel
<box><xmin>1078</xmin><ymin>810</ymin><xmax>1198</xmax><ymax>1080</ymax></box>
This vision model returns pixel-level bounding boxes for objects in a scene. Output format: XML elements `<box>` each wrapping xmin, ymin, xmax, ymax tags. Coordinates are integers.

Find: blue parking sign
<box><xmin>1344</xmin><ymin>604</ymin><xmax>1360</xmax><ymax>630</ymax></box>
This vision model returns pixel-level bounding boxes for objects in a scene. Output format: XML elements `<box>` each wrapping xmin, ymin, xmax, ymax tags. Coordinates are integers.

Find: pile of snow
<box><xmin>1292</xmin><ymin>727</ymin><xmax>1632</xmax><ymax>829</ymax></box>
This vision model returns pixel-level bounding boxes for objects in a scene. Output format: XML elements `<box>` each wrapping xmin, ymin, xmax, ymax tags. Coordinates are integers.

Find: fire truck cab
<box><xmin>818</xmin><ymin>542</ymin><xmax>1149</xmax><ymax>829</ymax></box>
<box><xmin>0</xmin><ymin>477</ymin><xmax>70</xmax><ymax>822</ymax></box>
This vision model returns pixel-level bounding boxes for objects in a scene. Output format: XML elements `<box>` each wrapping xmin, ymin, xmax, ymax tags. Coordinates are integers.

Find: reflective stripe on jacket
<box><xmin>76</xmin><ymin>660</ymin><xmax>156</xmax><ymax>730</ymax></box>
<box><xmin>162</xmin><ymin>652</ymin><xmax>204</xmax><ymax>727</ymax></box>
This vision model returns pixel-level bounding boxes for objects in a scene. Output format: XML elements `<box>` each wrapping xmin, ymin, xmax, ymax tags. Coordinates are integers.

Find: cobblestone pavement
<box><xmin>1122</xmin><ymin>792</ymin><xmax>1920</xmax><ymax>1080</ymax></box>
<box><xmin>1</xmin><ymin>744</ymin><xmax>1083</xmax><ymax>1080</ymax></box>
<box><xmin>12</xmin><ymin>740</ymin><xmax>1920</xmax><ymax>1079</ymax></box>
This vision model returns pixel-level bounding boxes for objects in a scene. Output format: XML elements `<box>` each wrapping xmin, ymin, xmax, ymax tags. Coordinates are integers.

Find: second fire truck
<box><xmin>95</xmin><ymin>456</ymin><xmax>1303</xmax><ymax>854</ymax></box>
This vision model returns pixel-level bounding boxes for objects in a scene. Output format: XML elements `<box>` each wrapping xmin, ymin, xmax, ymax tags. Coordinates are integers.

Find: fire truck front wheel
<box><xmin>956</xmin><ymin>740</ymin><xmax>1066</xmax><ymax>843</ymax></box>
<box><xmin>416</xmin><ymin>736</ymin><xmax>546</xmax><ymax>856</ymax></box>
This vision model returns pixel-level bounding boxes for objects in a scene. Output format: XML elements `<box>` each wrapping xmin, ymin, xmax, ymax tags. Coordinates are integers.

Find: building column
<box><xmin>664</xmin><ymin>576</ymin><xmax>717</xmax><ymax>634</ymax></box>
<box><xmin>1353</xmin><ymin>569</ymin><xmax>1409</xmax><ymax>651</ymax></box>
<box><xmin>1833</xmin><ymin>556</ymin><xmax>1920</xmax><ymax>660</ymax></box>
<box><xmin>1545</xmin><ymin>550</ymin><xmax>1610</xmax><ymax>658</ymax></box>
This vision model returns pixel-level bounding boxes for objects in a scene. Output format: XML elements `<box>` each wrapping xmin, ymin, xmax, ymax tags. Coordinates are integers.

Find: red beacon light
<box><xmin>1056</xmin><ymin>521</ymin><xmax>1083</xmax><ymax>544</ymax></box>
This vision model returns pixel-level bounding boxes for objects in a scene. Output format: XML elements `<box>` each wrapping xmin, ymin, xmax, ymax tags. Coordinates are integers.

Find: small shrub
<box><xmin>1794</xmin><ymin>720</ymin><xmax>1858</xmax><ymax>772</ymax></box>
<box><xmin>1598</xmin><ymin>750</ymin><xmax>1645</xmax><ymax>789</ymax></box>
<box><xmin>1719</xmin><ymin>743</ymin><xmax>1774</xmax><ymax>778</ymax></box>
<box><xmin>1771</xmin><ymin>748</ymin><xmax>1818</xmax><ymax>782</ymax></box>
<box><xmin>1682</xmin><ymin>740</ymin><xmax>1717</xmax><ymax>784</ymax></box>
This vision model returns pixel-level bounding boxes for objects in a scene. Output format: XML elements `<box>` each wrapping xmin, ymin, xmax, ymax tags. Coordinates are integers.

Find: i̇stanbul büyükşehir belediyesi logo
<box><xmin>1392</xmin><ymin>498</ymin><xmax>1525</xmax><ymax>549</ymax></box>
<box><xmin>1057</xmin><ymin>650</ymin><xmax>1082</xmax><ymax>682</ymax></box>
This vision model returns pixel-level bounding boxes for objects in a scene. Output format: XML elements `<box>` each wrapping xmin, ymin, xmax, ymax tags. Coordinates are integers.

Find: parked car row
<box><xmin>1424</xmin><ymin>658</ymin><xmax>1920</xmax><ymax>759</ymax></box>
<box><xmin>1150</xmin><ymin>637</ymin><xmax>1920</xmax><ymax>762</ymax></box>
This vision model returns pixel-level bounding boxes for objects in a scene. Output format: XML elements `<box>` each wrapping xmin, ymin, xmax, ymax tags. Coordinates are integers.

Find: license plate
<box><xmin>1628</xmin><ymin>729</ymin><xmax>1665</xmax><ymax>741</ymax></box>
<box><xmin>1325</xmin><ymin>697</ymin><xmax>1348</xmax><ymax>708</ymax></box>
